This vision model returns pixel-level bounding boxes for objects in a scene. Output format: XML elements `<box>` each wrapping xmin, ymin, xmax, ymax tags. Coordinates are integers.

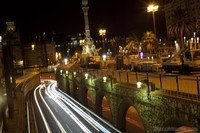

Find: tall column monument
<box><xmin>82</xmin><ymin>0</ymin><xmax>97</xmax><ymax>56</ymax></box>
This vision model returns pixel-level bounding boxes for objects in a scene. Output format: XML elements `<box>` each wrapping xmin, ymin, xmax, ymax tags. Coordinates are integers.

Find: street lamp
<box><xmin>99</xmin><ymin>29</ymin><xmax>106</xmax><ymax>54</ymax></box>
<box><xmin>31</xmin><ymin>44</ymin><xmax>35</xmax><ymax>51</ymax></box>
<box><xmin>147</xmin><ymin>4</ymin><xmax>159</xmax><ymax>36</ymax></box>
<box><xmin>79</xmin><ymin>39</ymin><xmax>84</xmax><ymax>46</ymax></box>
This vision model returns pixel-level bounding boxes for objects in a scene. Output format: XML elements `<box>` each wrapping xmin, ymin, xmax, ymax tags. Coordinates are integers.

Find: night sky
<box><xmin>0</xmin><ymin>0</ymin><xmax>166</xmax><ymax>40</ymax></box>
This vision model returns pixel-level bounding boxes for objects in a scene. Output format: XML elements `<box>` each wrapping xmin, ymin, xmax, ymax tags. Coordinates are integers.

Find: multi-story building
<box><xmin>163</xmin><ymin>0</ymin><xmax>200</xmax><ymax>35</ymax></box>
<box><xmin>23</xmin><ymin>32</ymin><xmax>57</xmax><ymax>67</ymax></box>
<box><xmin>4</xmin><ymin>22</ymin><xmax>23</xmax><ymax>68</ymax></box>
<box><xmin>0</xmin><ymin>21</ymin><xmax>23</xmax><ymax>76</ymax></box>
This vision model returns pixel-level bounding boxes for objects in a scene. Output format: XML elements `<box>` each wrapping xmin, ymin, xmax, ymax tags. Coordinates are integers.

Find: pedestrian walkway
<box><xmin>2</xmin><ymin>88</ymin><xmax>24</xmax><ymax>133</ymax></box>
<box><xmin>2</xmin><ymin>72</ymin><xmax>37</xmax><ymax>133</ymax></box>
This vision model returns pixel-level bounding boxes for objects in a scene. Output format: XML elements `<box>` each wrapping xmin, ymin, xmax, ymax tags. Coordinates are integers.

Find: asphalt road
<box><xmin>29</xmin><ymin>80</ymin><xmax>121</xmax><ymax>133</ymax></box>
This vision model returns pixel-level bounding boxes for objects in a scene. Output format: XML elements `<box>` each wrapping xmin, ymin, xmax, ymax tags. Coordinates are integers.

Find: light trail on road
<box><xmin>46</xmin><ymin>81</ymin><xmax>112</xmax><ymax>133</ymax></box>
<box><xmin>33</xmin><ymin>85</ymin><xmax>52</xmax><ymax>133</ymax></box>
<box><xmin>45</xmin><ymin>81</ymin><xmax>92</xmax><ymax>133</ymax></box>
<box><xmin>38</xmin><ymin>85</ymin><xmax>66</xmax><ymax>133</ymax></box>
<box><xmin>30</xmin><ymin>79</ymin><xmax>121</xmax><ymax>133</ymax></box>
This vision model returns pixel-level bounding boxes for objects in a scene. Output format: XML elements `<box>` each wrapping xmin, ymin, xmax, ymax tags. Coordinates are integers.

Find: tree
<box><xmin>125</xmin><ymin>33</ymin><xmax>140</xmax><ymax>55</ymax></box>
<box><xmin>167</xmin><ymin>8</ymin><xmax>194</xmax><ymax>49</ymax></box>
<box><xmin>111</xmin><ymin>36</ymin><xmax>125</xmax><ymax>57</ymax></box>
<box><xmin>195</xmin><ymin>20</ymin><xmax>200</xmax><ymax>35</ymax></box>
<box><xmin>141</xmin><ymin>31</ymin><xmax>158</xmax><ymax>56</ymax></box>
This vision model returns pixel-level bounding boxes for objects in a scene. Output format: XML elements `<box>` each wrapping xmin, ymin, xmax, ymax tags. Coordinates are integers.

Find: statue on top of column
<box><xmin>81</xmin><ymin>0</ymin><xmax>98</xmax><ymax>56</ymax></box>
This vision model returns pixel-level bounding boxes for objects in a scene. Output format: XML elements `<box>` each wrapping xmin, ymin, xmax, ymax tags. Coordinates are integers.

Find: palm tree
<box><xmin>111</xmin><ymin>36</ymin><xmax>125</xmax><ymax>57</ymax></box>
<box><xmin>195</xmin><ymin>21</ymin><xmax>200</xmax><ymax>35</ymax></box>
<box><xmin>125</xmin><ymin>33</ymin><xmax>140</xmax><ymax>55</ymax></box>
<box><xmin>167</xmin><ymin>8</ymin><xmax>194</xmax><ymax>49</ymax></box>
<box><xmin>141</xmin><ymin>31</ymin><xmax>158</xmax><ymax>56</ymax></box>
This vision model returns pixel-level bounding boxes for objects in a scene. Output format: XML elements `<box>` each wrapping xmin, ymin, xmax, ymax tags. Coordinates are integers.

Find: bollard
<box><xmin>160</xmin><ymin>74</ymin><xmax>162</xmax><ymax>88</ymax></box>
<box><xmin>150</xmin><ymin>82</ymin><xmax>156</xmax><ymax>91</ymax></box>
<box><xmin>197</xmin><ymin>76</ymin><xmax>200</xmax><ymax>96</ymax></box>
<box><xmin>176</xmin><ymin>75</ymin><xmax>179</xmax><ymax>92</ymax></box>
<box><xmin>127</xmin><ymin>72</ymin><xmax>129</xmax><ymax>83</ymax></box>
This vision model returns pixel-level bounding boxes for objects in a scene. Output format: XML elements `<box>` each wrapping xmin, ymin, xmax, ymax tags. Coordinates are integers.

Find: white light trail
<box><xmin>34</xmin><ymin>85</ymin><xmax>51</xmax><ymax>133</ymax></box>
<box><xmin>45</xmin><ymin>81</ymin><xmax>92</xmax><ymax>133</ymax></box>
<box><xmin>55</xmin><ymin>82</ymin><xmax>122</xmax><ymax>133</ymax></box>
<box><xmin>38</xmin><ymin>87</ymin><xmax>66</xmax><ymax>133</ymax></box>
<box><xmin>46</xmin><ymin>80</ymin><xmax>111</xmax><ymax>133</ymax></box>
<box><xmin>42</xmin><ymin>79</ymin><xmax>121</xmax><ymax>133</ymax></box>
<box><xmin>51</xmin><ymin>86</ymin><xmax>106</xmax><ymax>132</ymax></box>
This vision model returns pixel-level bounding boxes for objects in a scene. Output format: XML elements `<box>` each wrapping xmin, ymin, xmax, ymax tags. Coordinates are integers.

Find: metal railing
<box><xmin>72</xmin><ymin>68</ymin><xmax>200</xmax><ymax>101</ymax></box>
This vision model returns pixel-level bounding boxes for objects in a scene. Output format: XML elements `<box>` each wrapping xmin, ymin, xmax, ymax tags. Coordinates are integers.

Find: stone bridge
<box><xmin>56</xmin><ymin>69</ymin><xmax>200</xmax><ymax>133</ymax></box>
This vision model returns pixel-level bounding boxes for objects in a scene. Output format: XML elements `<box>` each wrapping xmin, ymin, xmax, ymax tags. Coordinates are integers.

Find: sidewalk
<box><xmin>2</xmin><ymin>73</ymin><xmax>36</xmax><ymax>133</ymax></box>
<box><xmin>2</xmin><ymin>87</ymin><xmax>25</xmax><ymax>133</ymax></box>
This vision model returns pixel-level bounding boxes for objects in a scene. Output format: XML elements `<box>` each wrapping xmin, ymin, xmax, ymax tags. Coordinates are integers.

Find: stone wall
<box><xmin>56</xmin><ymin>72</ymin><xmax>200</xmax><ymax>133</ymax></box>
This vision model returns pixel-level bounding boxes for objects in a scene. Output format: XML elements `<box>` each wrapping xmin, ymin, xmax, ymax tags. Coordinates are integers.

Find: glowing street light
<box><xmin>80</xmin><ymin>39</ymin><xmax>84</xmax><ymax>46</ymax></box>
<box><xmin>31</xmin><ymin>44</ymin><xmax>35</xmax><ymax>51</ymax></box>
<box><xmin>73</xmin><ymin>72</ymin><xmax>77</xmax><ymax>77</ymax></box>
<box><xmin>147</xmin><ymin>4</ymin><xmax>159</xmax><ymax>36</ymax></box>
<box><xmin>85</xmin><ymin>73</ymin><xmax>89</xmax><ymax>79</ymax></box>
<box><xmin>66</xmin><ymin>70</ymin><xmax>69</xmax><ymax>76</ymax></box>
<box><xmin>64</xmin><ymin>58</ymin><xmax>68</xmax><ymax>65</ymax></box>
<box><xmin>99</xmin><ymin>29</ymin><xmax>106</xmax><ymax>36</ymax></box>
<box><xmin>99</xmin><ymin>29</ymin><xmax>106</xmax><ymax>54</ymax></box>
<box><xmin>103</xmin><ymin>76</ymin><xmax>107</xmax><ymax>82</ymax></box>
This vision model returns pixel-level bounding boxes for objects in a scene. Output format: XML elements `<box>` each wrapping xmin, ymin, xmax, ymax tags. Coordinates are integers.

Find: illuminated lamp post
<box><xmin>99</xmin><ymin>29</ymin><xmax>106</xmax><ymax>54</ymax></box>
<box><xmin>31</xmin><ymin>44</ymin><xmax>35</xmax><ymax>51</ymax></box>
<box><xmin>80</xmin><ymin>39</ymin><xmax>84</xmax><ymax>46</ymax></box>
<box><xmin>147</xmin><ymin>4</ymin><xmax>159</xmax><ymax>36</ymax></box>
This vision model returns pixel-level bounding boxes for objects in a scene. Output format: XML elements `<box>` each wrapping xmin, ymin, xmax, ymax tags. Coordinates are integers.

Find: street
<box><xmin>28</xmin><ymin>80</ymin><xmax>121</xmax><ymax>133</ymax></box>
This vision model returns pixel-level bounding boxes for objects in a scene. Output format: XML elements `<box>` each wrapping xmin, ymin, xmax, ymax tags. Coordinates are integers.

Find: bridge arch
<box><xmin>117</xmin><ymin>98</ymin><xmax>145</xmax><ymax>133</ymax></box>
<box><xmin>162</xmin><ymin>118</ymin><xmax>198</xmax><ymax>133</ymax></box>
<box><xmin>95</xmin><ymin>93</ymin><xmax>113</xmax><ymax>124</ymax></box>
<box><xmin>86</xmin><ymin>89</ymin><xmax>93</xmax><ymax>111</ymax></box>
<box><xmin>95</xmin><ymin>92</ymin><xmax>105</xmax><ymax>116</ymax></box>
